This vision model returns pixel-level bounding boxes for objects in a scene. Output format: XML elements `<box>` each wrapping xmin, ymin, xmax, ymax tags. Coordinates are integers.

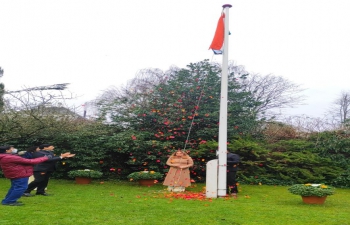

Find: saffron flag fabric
<box><xmin>209</xmin><ymin>13</ymin><xmax>225</xmax><ymax>54</ymax></box>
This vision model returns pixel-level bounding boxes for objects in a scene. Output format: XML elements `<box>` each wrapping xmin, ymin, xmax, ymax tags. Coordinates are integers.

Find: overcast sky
<box><xmin>1</xmin><ymin>0</ymin><xmax>349</xmax><ymax>118</ymax></box>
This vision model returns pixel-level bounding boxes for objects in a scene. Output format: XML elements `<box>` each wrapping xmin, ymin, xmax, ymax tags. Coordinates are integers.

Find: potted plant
<box><xmin>67</xmin><ymin>169</ymin><xmax>103</xmax><ymax>184</ymax></box>
<box><xmin>127</xmin><ymin>171</ymin><xmax>163</xmax><ymax>186</ymax></box>
<box><xmin>288</xmin><ymin>183</ymin><xmax>335</xmax><ymax>204</ymax></box>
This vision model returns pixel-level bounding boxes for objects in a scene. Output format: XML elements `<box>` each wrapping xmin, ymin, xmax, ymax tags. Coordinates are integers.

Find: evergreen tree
<box><xmin>98</xmin><ymin>60</ymin><xmax>262</xmax><ymax>180</ymax></box>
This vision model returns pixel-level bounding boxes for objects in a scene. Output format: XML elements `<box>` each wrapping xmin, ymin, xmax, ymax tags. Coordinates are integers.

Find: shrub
<box><xmin>288</xmin><ymin>184</ymin><xmax>335</xmax><ymax>197</ymax></box>
<box><xmin>127</xmin><ymin>171</ymin><xmax>163</xmax><ymax>181</ymax></box>
<box><xmin>67</xmin><ymin>169</ymin><xmax>103</xmax><ymax>179</ymax></box>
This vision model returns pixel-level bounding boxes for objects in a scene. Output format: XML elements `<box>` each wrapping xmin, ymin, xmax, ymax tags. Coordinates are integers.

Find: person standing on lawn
<box><xmin>18</xmin><ymin>146</ymin><xmax>44</xmax><ymax>188</ymax></box>
<box><xmin>23</xmin><ymin>144</ymin><xmax>75</xmax><ymax>196</ymax></box>
<box><xmin>163</xmin><ymin>149</ymin><xmax>194</xmax><ymax>192</ymax></box>
<box><xmin>0</xmin><ymin>145</ymin><xmax>50</xmax><ymax>206</ymax></box>
<box><xmin>227</xmin><ymin>151</ymin><xmax>240</xmax><ymax>197</ymax></box>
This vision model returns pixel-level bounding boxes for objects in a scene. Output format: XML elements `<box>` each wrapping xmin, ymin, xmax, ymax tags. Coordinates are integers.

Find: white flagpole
<box><xmin>217</xmin><ymin>4</ymin><xmax>232</xmax><ymax>197</ymax></box>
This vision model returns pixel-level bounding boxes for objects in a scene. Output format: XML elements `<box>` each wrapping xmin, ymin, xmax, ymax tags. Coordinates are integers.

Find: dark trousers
<box><xmin>25</xmin><ymin>171</ymin><xmax>52</xmax><ymax>194</ymax></box>
<box><xmin>2</xmin><ymin>177</ymin><xmax>28</xmax><ymax>204</ymax></box>
<box><xmin>227</xmin><ymin>171</ymin><xmax>238</xmax><ymax>194</ymax></box>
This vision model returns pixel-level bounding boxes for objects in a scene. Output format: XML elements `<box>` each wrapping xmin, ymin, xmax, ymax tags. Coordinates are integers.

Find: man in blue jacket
<box><xmin>23</xmin><ymin>144</ymin><xmax>75</xmax><ymax>196</ymax></box>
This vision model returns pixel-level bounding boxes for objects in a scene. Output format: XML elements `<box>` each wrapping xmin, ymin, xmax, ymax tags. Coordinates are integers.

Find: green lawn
<box><xmin>0</xmin><ymin>178</ymin><xmax>349</xmax><ymax>225</ymax></box>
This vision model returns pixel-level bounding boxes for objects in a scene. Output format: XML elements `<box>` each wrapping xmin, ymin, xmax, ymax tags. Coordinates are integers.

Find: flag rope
<box><xmin>182</xmin><ymin>54</ymin><xmax>216</xmax><ymax>151</ymax></box>
<box><xmin>177</xmin><ymin>55</ymin><xmax>216</xmax><ymax>190</ymax></box>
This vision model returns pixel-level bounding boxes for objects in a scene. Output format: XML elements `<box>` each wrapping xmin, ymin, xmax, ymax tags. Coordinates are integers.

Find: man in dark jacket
<box><xmin>23</xmin><ymin>144</ymin><xmax>75</xmax><ymax>196</ymax></box>
<box><xmin>227</xmin><ymin>151</ymin><xmax>240</xmax><ymax>196</ymax></box>
<box><xmin>0</xmin><ymin>145</ymin><xmax>49</xmax><ymax>206</ymax></box>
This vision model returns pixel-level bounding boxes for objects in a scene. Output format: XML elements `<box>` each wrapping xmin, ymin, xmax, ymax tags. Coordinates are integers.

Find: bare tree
<box><xmin>96</xmin><ymin>67</ymin><xmax>169</xmax><ymax>121</ymax></box>
<box><xmin>328</xmin><ymin>91</ymin><xmax>350</xmax><ymax>126</ymax></box>
<box><xmin>260</xmin><ymin>114</ymin><xmax>340</xmax><ymax>144</ymax></box>
<box><xmin>236</xmin><ymin>72</ymin><xmax>305</xmax><ymax>118</ymax></box>
<box><xmin>281</xmin><ymin>115</ymin><xmax>339</xmax><ymax>133</ymax></box>
<box><xmin>4</xmin><ymin>84</ymin><xmax>72</xmax><ymax>110</ymax></box>
<box><xmin>0</xmin><ymin>86</ymin><xmax>79</xmax><ymax>143</ymax></box>
<box><xmin>99</xmin><ymin>68</ymin><xmax>168</xmax><ymax>100</ymax></box>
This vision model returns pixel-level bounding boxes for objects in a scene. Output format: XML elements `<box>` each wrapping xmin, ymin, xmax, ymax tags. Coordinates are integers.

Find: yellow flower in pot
<box><xmin>288</xmin><ymin>183</ymin><xmax>335</xmax><ymax>204</ymax></box>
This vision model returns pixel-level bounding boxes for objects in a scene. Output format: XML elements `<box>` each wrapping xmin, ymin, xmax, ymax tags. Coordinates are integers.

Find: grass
<box><xmin>1</xmin><ymin>178</ymin><xmax>350</xmax><ymax>225</ymax></box>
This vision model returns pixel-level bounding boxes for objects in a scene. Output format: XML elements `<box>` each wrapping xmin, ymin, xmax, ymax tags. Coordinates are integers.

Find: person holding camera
<box><xmin>227</xmin><ymin>151</ymin><xmax>240</xmax><ymax>197</ymax></box>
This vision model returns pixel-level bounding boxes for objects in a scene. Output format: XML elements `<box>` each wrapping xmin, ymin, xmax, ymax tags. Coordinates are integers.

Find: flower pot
<box><xmin>138</xmin><ymin>179</ymin><xmax>155</xmax><ymax>186</ymax></box>
<box><xmin>75</xmin><ymin>177</ymin><xmax>92</xmax><ymax>184</ymax></box>
<box><xmin>301</xmin><ymin>196</ymin><xmax>327</xmax><ymax>204</ymax></box>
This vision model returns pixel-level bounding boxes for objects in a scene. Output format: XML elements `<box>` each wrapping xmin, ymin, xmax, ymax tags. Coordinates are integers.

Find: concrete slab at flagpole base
<box><xmin>206</xmin><ymin>159</ymin><xmax>218</xmax><ymax>198</ymax></box>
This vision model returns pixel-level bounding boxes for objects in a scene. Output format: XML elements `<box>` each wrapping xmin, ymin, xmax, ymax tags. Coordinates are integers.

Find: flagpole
<box><xmin>217</xmin><ymin>4</ymin><xmax>232</xmax><ymax>197</ymax></box>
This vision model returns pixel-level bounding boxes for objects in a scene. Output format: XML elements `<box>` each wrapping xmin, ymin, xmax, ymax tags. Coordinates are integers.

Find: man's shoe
<box><xmin>36</xmin><ymin>193</ymin><xmax>51</xmax><ymax>196</ymax></box>
<box><xmin>2</xmin><ymin>202</ymin><xmax>24</xmax><ymax>206</ymax></box>
<box><xmin>22</xmin><ymin>193</ymin><xmax>34</xmax><ymax>197</ymax></box>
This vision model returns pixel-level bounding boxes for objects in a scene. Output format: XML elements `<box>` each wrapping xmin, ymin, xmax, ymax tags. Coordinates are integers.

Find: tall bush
<box><xmin>96</xmin><ymin>60</ymin><xmax>262</xmax><ymax>181</ymax></box>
